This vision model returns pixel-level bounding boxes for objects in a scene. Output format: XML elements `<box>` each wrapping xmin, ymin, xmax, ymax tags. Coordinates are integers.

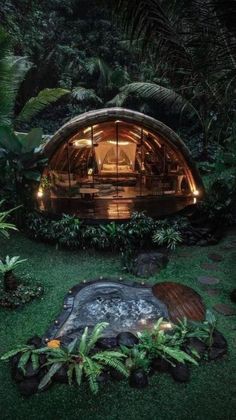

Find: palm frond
<box><xmin>72</xmin><ymin>87</ymin><xmax>103</xmax><ymax>104</ymax></box>
<box><xmin>16</xmin><ymin>88</ymin><xmax>70</xmax><ymax>123</ymax></box>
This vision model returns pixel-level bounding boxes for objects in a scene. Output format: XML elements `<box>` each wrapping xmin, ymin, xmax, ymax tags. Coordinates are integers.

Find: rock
<box><xmin>208</xmin><ymin>253</ymin><xmax>223</xmax><ymax>262</ymax></box>
<box><xmin>201</xmin><ymin>263</ymin><xmax>219</xmax><ymax>271</ymax></box>
<box><xmin>53</xmin><ymin>364</ymin><xmax>69</xmax><ymax>384</ymax></box>
<box><xmin>26</xmin><ymin>335</ymin><xmax>43</xmax><ymax>349</ymax></box>
<box><xmin>129</xmin><ymin>369</ymin><xmax>149</xmax><ymax>388</ymax></box>
<box><xmin>97</xmin><ymin>371</ymin><xmax>110</xmax><ymax>384</ymax></box>
<box><xmin>170</xmin><ymin>362</ymin><xmax>190</xmax><ymax>383</ymax></box>
<box><xmin>198</xmin><ymin>276</ymin><xmax>220</xmax><ymax>285</ymax></box>
<box><xmin>117</xmin><ymin>332</ymin><xmax>139</xmax><ymax>348</ymax></box>
<box><xmin>10</xmin><ymin>354</ymin><xmax>40</xmax><ymax>381</ymax></box>
<box><xmin>24</xmin><ymin>362</ymin><xmax>40</xmax><ymax>378</ymax></box>
<box><xmin>184</xmin><ymin>337</ymin><xmax>207</xmax><ymax>358</ymax></box>
<box><xmin>230</xmin><ymin>289</ymin><xmax>236</xmax><ymax>303</ymax></box>
<box><xmin>208</xmin><ymin>346</ymin><xmax>227</xmax><ymax>361</ymax></box>
<box><xmin>197</xmin><ymin>240</ymin><xmax>209</xmax><ymax>247</ymax></box>
<box><xmin>110</xmin><ymin>367</ymin><xmax>125</xmax><ymax>381</ymax></box>
<box><xmin>11</xmin><ymin>354</ymin><xmax>24</xmax><ymax>382</ymax></box>
<box><xmin>97</xmin><ymin>337</ymin><xmax>117</xmax><ymax>350</ymax></box>
<box><xmin>132</xmin><ymin>252</ymin><xmax>169</xmax><ymax>277</ymax></box>
<box><xmin>151</xmin><ymin>357</ymin><xmax>170</xmax><ymax>373</ymax></box>
<box><xmin>205</xmin><ymin>288</ymin><xmax>220</xmax><ymax>297</ymax></box>
<box><xmin>213</xmin><ymin>303</ymin><xmax>236</xmax><ymax>316</ymax></box>
<box><xmin>18</xmin><ymin>377</ymin><xmax>40</xmax><ymax>397</ymax></box>
<box><xmin>212</xmin><ymin>330</ymin><xmax>227</xmax><ymax>349</ymax></box>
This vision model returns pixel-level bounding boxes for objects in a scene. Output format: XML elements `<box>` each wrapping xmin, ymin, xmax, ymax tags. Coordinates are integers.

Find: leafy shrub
<box><xmin>0</xmin><ymin>282</ymin><xmax>43</xmax><ymax>308</ymax></box>
<box><xmin>153</xmin><ymin>227</ymin><xmax>183</xmax><ymax>250</ymax></box>
<box><xmin>200</xmin><ymin>171</ymin><xmax>236</xmax><ymax>225</ymax></box>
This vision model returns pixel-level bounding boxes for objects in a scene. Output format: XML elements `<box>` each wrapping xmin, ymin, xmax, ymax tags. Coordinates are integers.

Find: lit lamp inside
<box><xmin>159</xmin><ymin>321</ymin><xmax>173</xmax><ymax>331</ymax></box>
<box><xmin>37</xmin><ymin>187</ymin><xmax>43</xmax><ymax>198</ymax></box>
<box><xmin>193</xmin><ymin>189</ymin><xmax>199</xmax><ymax>196</ymax></box>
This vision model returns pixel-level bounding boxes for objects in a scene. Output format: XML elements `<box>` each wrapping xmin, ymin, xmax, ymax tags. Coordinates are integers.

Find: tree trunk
<box><xmin>4</xmin><ymin>271</ymin><xmax>18</xmax><ymax>292</ymax></box>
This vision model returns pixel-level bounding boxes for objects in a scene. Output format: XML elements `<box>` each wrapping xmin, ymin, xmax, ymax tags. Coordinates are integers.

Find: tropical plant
<box><xmin>120</xmin><ymin>346</ymin><xmax>150</xmax><ymax>372</ymax></box>
<box><xmin>0</xmin><ymin>200</ymin><xmax>18</xmax><ymax>238</ymax></box>
<box><xmin>153</xmin><ymin>227</ymin><xmax>183</xmax><ymax>250</ymax></box>
<box><xmin>39</xmin><ymin>323</ymin><xmax>128</xmax><ymax>394</ymax></box>
<box><xmin>1</xmin><ymin>344</ymin><xmax>40</xmax><ymax>374</ymax></box>
<box><xmin>0</xmin><ymin>255</ymin><xmax>27</xmax><ymax>292</ymax></box>
<box><xmin>137</xmin><ymin>318</ymin><xmax>198</xmax><ymax>366</ymax></box>
<box><xmin>113</xmin><ymin>1</ymin><xmax>236</xmax><ymax>152</ymax></box>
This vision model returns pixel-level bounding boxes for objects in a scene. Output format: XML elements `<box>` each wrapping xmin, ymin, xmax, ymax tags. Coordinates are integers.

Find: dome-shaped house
<box><xmin>37</xmin><ymin>108</ymin><xmax>204</xmax><ymax>220</ymax></box>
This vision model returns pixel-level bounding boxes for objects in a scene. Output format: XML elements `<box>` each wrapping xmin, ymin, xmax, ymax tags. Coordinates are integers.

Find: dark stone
<box><xmin>208</xmin><ymin>253</ymin><xmax>223</xmax><ymax>262</ymax></box>
<box><xmin>39</xmin><ymin>354</ymin><xmax>47</xmax><ymax>366</ymax></box>
<box><xmin>53</xmin><ymin>364</ymin><xmax>69</xmax><ymax>383</ymax></box>
<box><xmin>129</xmin><ymin>369</ymin><xmax>149</xmax><ymax>388</ymax></box>
<box><xmin>198</xmin><ymin>276</ymin><xmax>220</xmax><ymax>285</ymax></box>
<box><xmin>170</xmin><ymin>362</ymin><xmax>190</xmax><ymax>383</ymax></box>
<box><xmin>201</xmin><ymin>263</ymin><xmax>218</xmax><ymax>271</ymax></box>
<box><xmin>26</xmin><ymin>335</ymin><xmax>43</xmax><ymax>349</ymax></box>
<box><xmin>4</xmin><ymin>271</ymin><xmax>18</xmax><ymax>291</ymax></box>
<box><xmin>197</xmin><ymin>240</ymin><xmax>209</xmax><ymax>247</ymax></box>
<box><xmin>11</xmin><ymin>355</ymin><xmax>25</xmax><ymax>382</ymax></box>
<box><xmin>208</xmin><ymin>346</ymin><xmax>227</xmax><ymax>361</ymax></box>
<box><xmin>230</xmin><ymin>289</ymin><xmax>236</xmax><ymax>303</ymax></box>
<box><xmin>110</xmin><ymin>367</ymin><xmax>125</xmax><ymax>381</ymax></box>
<box><xmin>18</xmin><ymin>376</ymin><xmax>40</xmax><ymax>397</ymax></box>
<box><xmin>24</xmin><ymin>361</ymin><xmax>40</xmax><ymax>378</ymax></box>
<box><xmin>212</xmin><ymin>330</ymin><xmax>227</xmax><ymax>349</ymax></box>
<box><xmin>151</xmin><ymin>357</ymin><xmax>170</xmax><ymax>373</ymax></box>
<box><xmin>97</xmin><ymin>337</ymin><xmax>118</xmax><ymax>350</ymax></box>
<box><xmin>205</xmin><ymin>288</ymin><xmax>220</xmax><ymax>297</ymax></box>
<box><xmin>132</xmin><ymin>252</ymin><xmax>169</xmax><ymax>278</ymax></box>
<box><xmin>184</xmin><ymin>337</ymin><xmax>207</xmax><ymax>358</ymax></box>
<box><xmin>97</xmin><ymin>371</ymin><xmax>110</xmax><ymax>384</ymax></box>
<box><xmin>117</xmin><ymin>332</ymin><xmax>139</xmax><ymax>348</ymax></box>
<box><xmin>213</xmin><ymin>303</ymin><xmax>236</xmax><ymax>316</ymax></box>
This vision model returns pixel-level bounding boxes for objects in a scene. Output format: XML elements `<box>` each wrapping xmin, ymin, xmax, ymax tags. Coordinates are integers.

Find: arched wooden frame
<box><xmin>43</xmin><ymin>108</ymin><xmax>204</xmax><ymax>196</ymax></box>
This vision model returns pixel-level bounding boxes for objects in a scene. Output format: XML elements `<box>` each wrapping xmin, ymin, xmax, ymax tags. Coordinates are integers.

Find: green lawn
<box><xmin>0</xmin><ymin>231</ymin><xmax>236</xmax><ymax>420</ymax></box>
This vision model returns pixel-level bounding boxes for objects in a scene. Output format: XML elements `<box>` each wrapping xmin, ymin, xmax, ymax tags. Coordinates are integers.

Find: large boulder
<box><xmin>170</xmin><ymin>362</ymin><xmax>190</xmax><ymax>383</ymax></box>
<box><xmin>117</xmin><ymin>332</ymin><xmax>139</xmax><ymax>348</ymax></box>
<box><xmin>129</xmin><ymin>369</ymin><xmax>149</xmax><ymax>388</ymax></box>
<box><xmin>132</xmin><ymin>252</ymin><xmax>169</xmax><ymax>278</ymax></box>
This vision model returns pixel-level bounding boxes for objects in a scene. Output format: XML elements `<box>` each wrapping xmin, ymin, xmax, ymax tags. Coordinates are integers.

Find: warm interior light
<box><xmin>88</xmin><ymin>168</ymin><xmax>93</xmax><ymax>175</ymax></box>
<box><xmin>193</xmin><ymin>189</ymin><xmax>199</xmax><ymax>196</ymax></box>
<box><xmin>193</xmin><ymin>197</ymin><xmax>197</xmax><ymax>204</ymax></box>
<box><xmin>83</xmin><ymin>127</ymin><xmax>92</xmax><ymax>134</ymax></box>
<box><xmin>73</xmin><ymin>139</ymin><xmax>92</xmax><ymax>147</ymax></box>
<box><xmin>37</xmin><ymin>188</ymin><xmax>43</xmax><ymax>198</ymax></box>
<box><xmin>108</xmin><ymin>140</ymin><xmax>130</xmax><ymax>145</ymax></box>
<box><xmin>160</xmin><ymin>321</ymin><xmax>173</xmax><ymax>331</ymax></box>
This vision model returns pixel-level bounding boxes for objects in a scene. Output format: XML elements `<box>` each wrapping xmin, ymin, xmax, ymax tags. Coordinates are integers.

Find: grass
<box><xmin>0</xmin><ymin>231</ymin><xmax>236</xmax><ymax>420</ymax></box>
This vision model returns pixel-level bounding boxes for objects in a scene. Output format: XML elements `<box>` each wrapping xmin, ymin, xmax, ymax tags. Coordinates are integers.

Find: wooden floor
<box><xmin>152</xmin><ymin>282</ymin><xmax>205</xmax><ymax>322</ymax></box>
<box><xmin>38</xmin><ymin>195</ymin><xmax>195</xmax><ymax>220</ymax></box>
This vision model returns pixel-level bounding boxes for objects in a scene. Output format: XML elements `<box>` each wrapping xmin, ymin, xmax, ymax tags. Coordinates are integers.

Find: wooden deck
<box><xmin>38</xmin><ymin>195</ymin><xmax>195</xmax><ymax>220</ymax></box>
<box><xmin>152</xmin><ymin>282</ymin><xmax>205</xmax><ymax>322</ymax></box>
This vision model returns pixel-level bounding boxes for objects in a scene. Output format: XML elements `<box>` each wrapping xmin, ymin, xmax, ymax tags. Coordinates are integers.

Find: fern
<box><xmin>17</xmin><ymin>88</ymin><xmax>70</xmax><ymax>123</ymax></box>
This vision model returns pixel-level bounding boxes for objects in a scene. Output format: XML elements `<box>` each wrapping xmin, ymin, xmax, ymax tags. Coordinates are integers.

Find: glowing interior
<box><xmin>40</xmin><ymin>120</ymin><xmax>197</xmax><ymax>200</ymax></box>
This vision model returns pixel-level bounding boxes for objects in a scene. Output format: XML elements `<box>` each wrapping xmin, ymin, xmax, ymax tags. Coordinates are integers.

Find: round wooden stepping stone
<box><xmin>208</xmin><ymin>253</ymin><xmax>223</xmax><ymax>262</ymax></box>
<box><xmin>201</xmin><ymin>263</ymin><xmax>219</xmax><ymax>271</ymax></box>
<box><xmin>152</xmin><ymin>282</ymin><xmax>205</xmax><ymax>322</ymax></box>
<box><xmin>213</xmin><ymin>303</ymin><xmax>236</xmax><ymax>316</ymax></box>
<box><xmin>198</xmin><ymin>276</ymin><xmax>220</xmax><ymax>285</ymax></box>
<box><xmin>205</xmin><ymin>288</ymin><xmax>220</xmax><ymax>297</ymax></box>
